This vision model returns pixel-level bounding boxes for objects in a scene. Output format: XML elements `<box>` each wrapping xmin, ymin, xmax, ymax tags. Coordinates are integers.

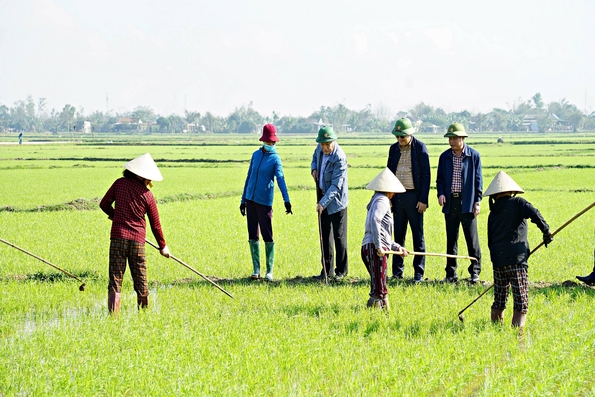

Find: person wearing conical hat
<box><xmin>100</xmin><ymin>153</ymin><xmax>170</xmax><ymax>314</ymax></box>
<box><xmin>485</xmin><ymin>171</ymin><xmax>552</xmax><ymax>328</ymax></box>
<box><xmin>361</xmin><ymin>168</ymin><xmax>409</xmax><ymax>309</ymax></box>
<box><xmin>311</xmin><ymin>126</ymin><xmax>349</xmax><ymax>280</ymax></box>
<box><xmin>386</xmin><ymin>117</ymin><xmax>431</xmax><ymax>282</ymax></box>
<box><xmin>436</xmin><ymin>122</ymin><xmax>483</xmax><ymax>283</ymax></box>
<box><xmin>240</xmin><ymin>124</ymin><xmax>292</xmax><ymax>281</ymax></box>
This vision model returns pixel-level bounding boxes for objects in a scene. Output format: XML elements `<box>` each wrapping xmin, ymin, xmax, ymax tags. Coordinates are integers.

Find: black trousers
<box><xmin>444</xmin><ymin>195</ymin><xmax>481</xmax><ymax>278</ymax></box>
<box><xmin>391</xmin><ymin>190</ymin><xmax>426</xmax><ymax>277</ymax></box>
<box><xmin>320</xmin><ymin>208</ymin><xmax>348</xmax><ymax>276</ymax></box>
<box><xmin>246</xmin><ymin>200</ymin><xmax>273</xmax><ymax>242</ymax></box>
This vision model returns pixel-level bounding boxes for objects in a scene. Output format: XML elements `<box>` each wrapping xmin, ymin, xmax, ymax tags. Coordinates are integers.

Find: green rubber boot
<box><xmin>265</xmin><ymin>242</ymin><xmax>275</xmax><ymax>281</ymax></box>
<box><xmin>249</xmin><ymin>240</ymin><xmax>260</xmax><ymax>279</ymax></box>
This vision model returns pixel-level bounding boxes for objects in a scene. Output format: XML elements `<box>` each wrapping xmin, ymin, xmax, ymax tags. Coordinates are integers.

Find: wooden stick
<box><xmin>317</xmin><ymin>212</ymin><xmax>328</xmax><ymax>285</ymax></box>
<box><xmin>0</xmin><ymin>237</ymin><xmax>86</xmax><ymax>291</ymax></box>
<box><xmin>145</xmin><ymin>239</ymin><xmax>234</xmax><ymax>299</ymax></box>
<box><xmin>385</xmin><ymin>251</ymin><xmax>477</xmax><ymax>261</ymax></box>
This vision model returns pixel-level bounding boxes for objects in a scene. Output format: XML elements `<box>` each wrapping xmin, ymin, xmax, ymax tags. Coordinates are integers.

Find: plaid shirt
<box><xmin>451</xmin><ymin>150</ymin><xmax>464</xmax><ymax>193</ymax></box>
<box><xmin>395</xmin><ymin>143</ymin><xmax>415</xmax><ymax>190</ymax></box>
<box><xmin>100</xmin><ymin>177</ymin><xmax>166</xmax><ymax>249</ymax></box>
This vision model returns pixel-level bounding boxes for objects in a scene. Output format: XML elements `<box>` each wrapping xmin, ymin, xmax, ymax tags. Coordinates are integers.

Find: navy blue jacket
<box><xmin>436</xmin><ymin>144</ymin><xmax>483</xmax><ymax>214</ymax></box>
<box><xmin>386</xmin><ymin>136</ymin><xmax>431</xmax><ymax>205</ymax></box>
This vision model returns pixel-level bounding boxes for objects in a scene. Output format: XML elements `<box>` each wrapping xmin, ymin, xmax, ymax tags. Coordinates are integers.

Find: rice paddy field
<box><xmin>1</xmin><ymin>131</ymin><xmax>595</xmax><ymax>396</ymax></box>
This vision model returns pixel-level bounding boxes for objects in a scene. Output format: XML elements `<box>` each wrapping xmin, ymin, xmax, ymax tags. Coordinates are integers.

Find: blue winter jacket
<box><xmin>436</xmin><ymin>144</ymin><xmax>483</xmax><ymax>214</ymax></box>
<box><xmin>310</xmin><ymin>143</ymin><xmax>348</xmax><ymax>215</ymax></box>
<box><xmin>241</xmin><ymin>146</ymin><xmax>290</xmax><ymax>206</ymax></box>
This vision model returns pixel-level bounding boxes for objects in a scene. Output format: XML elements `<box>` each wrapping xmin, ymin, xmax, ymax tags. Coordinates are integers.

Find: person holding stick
<box><xmin>311</xmin><ymin>126</ymin><xmax>349</xmax><ymax>280</ymax></box>
<box><xmin>361</xmin><ymin>168</ymin><xmax>409</xmax><ymax>309</ymax></box>
<box><xmin>240</xmin><ymin>124</ymin><xmax>292</xmax><ymax>281</ymax></box>
<box><xmin>100</xmin><ymin>153</ymin><xmax>170</xmax><ymax>314</ymax></box>
<box><xmin>386</xmin><ymin>117</ymin><xmax>430</xmax><ymax>282</ymax></box>
<box><xmin>436</xmin><ymin>122</ymin><xmax>483</xmax><ymax>283</ymax></box>
<box><xmin>484</xmin><ymin>171</ymin><xmax>552</xmax><ymax>328</ymax></box>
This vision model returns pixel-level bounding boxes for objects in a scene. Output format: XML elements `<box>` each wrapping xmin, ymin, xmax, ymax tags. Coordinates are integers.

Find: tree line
<box><xmin>1</xmin><ymin>93</ymin><xmax>593</xmax><ymax>134</ymax></box>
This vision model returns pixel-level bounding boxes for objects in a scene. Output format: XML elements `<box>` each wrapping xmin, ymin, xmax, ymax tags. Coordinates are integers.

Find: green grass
<box><xmin>1</xmin><ymin>133</ymin><xmax>595</xmax><ymax>395</ymax></box>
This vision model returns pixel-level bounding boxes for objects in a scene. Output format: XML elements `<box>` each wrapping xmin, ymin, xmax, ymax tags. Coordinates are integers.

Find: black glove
<box><xmin>284</xmin><ymin>202</ymin><xmax>293</xmax><ymax>215</ymax></box>
<box><xmin>239</xmin><ymin>203</ymin><xmax>246</xmax><ymax>217</ymax></box>
<box><xmin>543</xmin><ymin>232</ymin><xmax>553</xmax><ymax>247</ymax></box>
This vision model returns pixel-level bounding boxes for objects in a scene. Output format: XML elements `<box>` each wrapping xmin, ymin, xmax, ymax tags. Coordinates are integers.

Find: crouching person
<box><xmin>100</xmin><ymin>153</ymin><xmax>170</xmax><ymax>314</ymax></box>
<box><xmin>485</xmin><ymin>171</ymin><xmax>552</xmax><ymax>328</ymax></box>
<box><xmin>361</xmin><ymin>168</ymin><xmax>409</xmax><ymax>310</ymax></box>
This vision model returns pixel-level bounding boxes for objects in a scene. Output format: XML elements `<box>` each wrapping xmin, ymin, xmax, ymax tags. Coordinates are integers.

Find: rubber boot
<box><xmin>137</xmin><ymin>294</ymin><xmax>149</xmax><ymax>310</ymax></box>
<box><xmin>576</xmin><ymin>251</ymin><xmax>595</xmax><ymax>284</ymax></box>
<box><xmin>367</xmin><ymin>296</ymin><xmax>382</xmax><ymax>309</ymax></box>
<box><xmin>108</xmin><ymin>290</ymin><xmax>121</xmax><ymax>314</ymax></box>
<box><xmin>249</xmin><ymin>240</ymin><xmax>260</xmax><ymax>279</ymax></box>
<box><xmin>382</xmin><ymin>297</ymin><xmax>390</xmax><ymax>311</ymax></box>
<box><xmin>264</xmin><ymin>242</ymin><xmax>275</xmax><ymax>281</ymax></box>
<box><xmin>511</xmin><ymin>311</ymin><xmax>526</xmax><ymax>328</ymax></box>
<box><xmin>491</xmin><ymin>308</ymin><xmax>504</xmax><ymax>324</ymax></box>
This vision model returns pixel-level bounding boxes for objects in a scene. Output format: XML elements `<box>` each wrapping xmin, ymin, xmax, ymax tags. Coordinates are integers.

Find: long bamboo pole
<box><xmin>386</xmin><ymin>250</ymin><xmax>477</xmax><ymax>261</ymax></box>
<box><xmin>145</xmin><ymin>239</ymin><xmax>234</xmax><ymax>299</ymax></box>
<box><xmin>0</xmin><ymin>237</ymin><xmax>85</xmax><ymax>291</ymax></box>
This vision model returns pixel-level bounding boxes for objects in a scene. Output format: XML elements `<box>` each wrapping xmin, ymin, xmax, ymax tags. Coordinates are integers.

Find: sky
<box><xmin>0</xmin><ymin>0</ymin><xmax>593</xmax><ymax>118</ymax></box>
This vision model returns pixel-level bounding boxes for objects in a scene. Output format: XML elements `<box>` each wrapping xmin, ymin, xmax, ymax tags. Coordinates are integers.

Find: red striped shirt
<box><xmin>100</xmin><ymin>177</ymin><xmax>166</xmax><ymax>249</ymax></box>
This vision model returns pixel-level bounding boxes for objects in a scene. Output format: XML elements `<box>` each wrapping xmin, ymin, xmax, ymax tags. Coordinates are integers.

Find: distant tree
<box><xmin>488</xmin><ymin>110</ymin><xmax>508</xmax><ymax>132</ymax></box>
<box><xmin>59</xmin><ymin>104</ymin><xmax>76</xmax><ymax>132</ymax></box>
<box><xmin>0</xmin><ymin>105</ymin><xmax>9</xmax><ymax>131</ymax></box>
<box><xmin>203</xmin><ymin>112</ymin><xmax>216</xmax><ymax>134</ymax></box>
<box><xmin>10</xmin><ymin>100</ymin><xmax>30</xmax><ymax>132</ymax></box>
<box><xmin>532</xmin><ymin>93</ymin><xmax>544</xmax><ymax>109</ymax></box>
<box><xmin>237</xmin><ymin>120</ymin><xmax>258</xmax><ymax>133</ymax></box>
<box><xmin>156</xmin><ymin>116</ymin><xmax>171</xmax><ymax>132</ymax></box>
<box><xmin>568</xmin><ymin>110</ymin><xmax>584</xmax><ymax>132</ymax></box>
<box><xmin>131</xmin><ymin>106</ymin><xmax>157</xmax><ymax>123</ymax></box>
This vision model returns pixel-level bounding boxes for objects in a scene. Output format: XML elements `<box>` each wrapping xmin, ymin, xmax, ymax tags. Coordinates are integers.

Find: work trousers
<box><xmin>361</xmin><ymin>243</ymin><xmax>388</xmax><ymax>299</ymax></box>
<box><xmin>246</xmin><ymin>200</ymin><xmax>274</xmax><ymax>243</ymax></box>
<box><xmin>391</xmin><ymin>190</ymin><xmax>426</xmax><ymax>277</ymax></box>
<box><xmin>444</xmin><ymin>195</ymin><xmax>481</xmax><ymax>278</ymax></box>
<box><xmin>108</xmin><ymin>238</ymin><xmax>148</xmax><ymax>296</ymax></box>
<box><xmin>492</xmin><ymin>263</ymin><xmax>528</xmax><ymax>313</ymax></box>
<box><xmin>320</xmin><ymin>208</ymin><xmax>348</xmax><ymax>276</ymax></box>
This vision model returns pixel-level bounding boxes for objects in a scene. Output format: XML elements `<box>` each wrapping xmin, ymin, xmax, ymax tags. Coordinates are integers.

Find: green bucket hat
<box><xmin>391</xmin><ymin>118</ymin><xmax>415</xmax><ymax>137</ymax></box>
<box><xmin>316</xmin><ymin>126</ymin><xmax>337</xmax><ymax>143</ymax></box>
<box><xmin>444</xmin><ymin>122</ymin><xmax>468</xmax><ymax>138</ymax></box>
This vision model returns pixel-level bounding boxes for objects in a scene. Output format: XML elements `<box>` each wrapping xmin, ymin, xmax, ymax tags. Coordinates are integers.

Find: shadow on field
<box><xmin>3</xmin><ymin>270</ymin><xmax>100</xmax><ymax>284</ymax></box>
<box><xmin>529</xmin><ymin>279</ymin><xmax>595</xmax><ymax>300</ymax></box>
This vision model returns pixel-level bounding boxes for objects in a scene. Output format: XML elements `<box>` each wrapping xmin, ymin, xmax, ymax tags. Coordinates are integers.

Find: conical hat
<box><xmin>484</xmin><ymin>170</ymin><xmax>524</xmax><ymax>196</ymax></box>
<box><xmin>124</xmin><ymin>153</ymin><xmax>163</xmax><ymax>181</ymax></box>
<box><xmin>366</xmin><ymin>168</ymin><xmax>406</xmax><ymax>193</ymax></box>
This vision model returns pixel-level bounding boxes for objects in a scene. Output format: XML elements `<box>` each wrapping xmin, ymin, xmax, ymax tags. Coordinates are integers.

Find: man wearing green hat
<box><xmin>436</xmin><ymin>122</ymin><xmax>483</xmax><ymax>283</ymax></box>
<box><xmin>386</xmin><ymin>117</ymin><xmax>430</xmax><ymax>282</ymax></box>
<box><xmin>311</xmin><ymin>126</ymin><xmax>349</xmax><ymax>280</ymax></box>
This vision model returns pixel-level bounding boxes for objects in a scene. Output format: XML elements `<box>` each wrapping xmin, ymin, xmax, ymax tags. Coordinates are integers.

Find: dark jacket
<box><xmin>386</xmin><ymin>136</ymin><xmax>431</xmax><ymax>205</ymax></box>
<box><xmin>436</xmin><ymin>144</ymin><xmax>483</xmax><ymax>214</ymax></box>
<box><xmin>487</xmin><ymin>195</ymin><xmax>550</xmax><ymax>268</ymax></box>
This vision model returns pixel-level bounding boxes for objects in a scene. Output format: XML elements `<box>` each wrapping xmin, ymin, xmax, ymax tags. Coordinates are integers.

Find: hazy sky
<box><xmin>1</xmin><ymin>0</ymin><xmax>593</xmax><ymax>118</ymax></box>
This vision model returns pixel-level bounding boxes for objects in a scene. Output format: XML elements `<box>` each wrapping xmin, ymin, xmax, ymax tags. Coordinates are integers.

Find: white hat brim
<box><xmin>484</xmin><ymin>170</ymin><xmax>523</xmax><ymax>196</ymax></box>
<box><xmin>366</xmin><ymin>168</ymin><xmax>406</xmax><ymax>193</ymax></box>
<box><xmin>124</xmin><ymin>153</ymin><xmax>163</xmax><ymax>181</ymax></box>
